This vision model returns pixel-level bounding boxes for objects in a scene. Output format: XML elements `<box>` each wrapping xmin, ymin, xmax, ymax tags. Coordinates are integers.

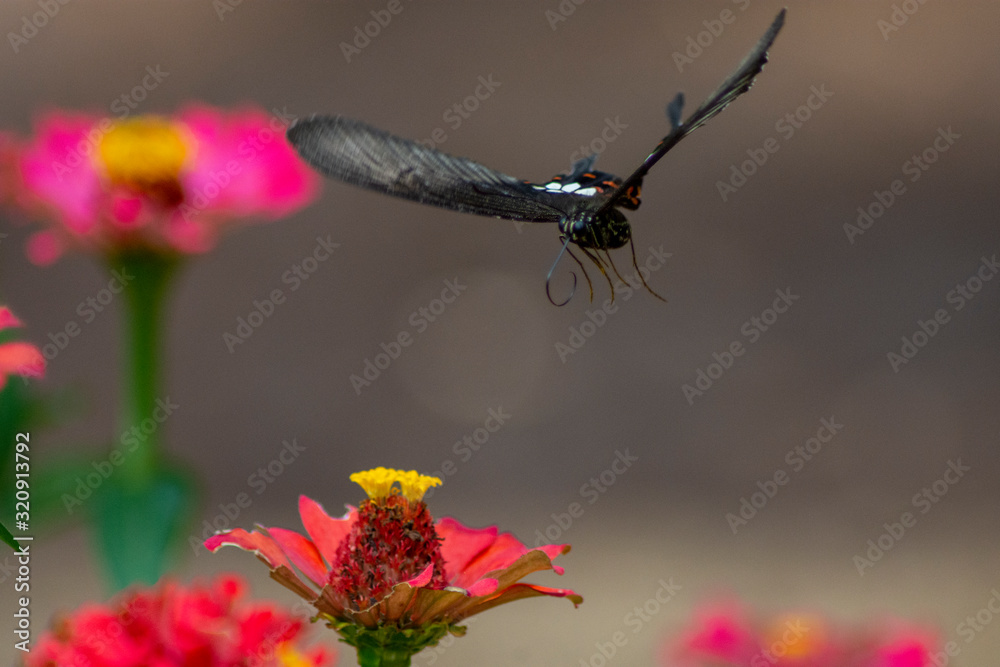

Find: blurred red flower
<box><xmin>4</xmin><ymin>104</ymin><xmax>319</xmax><ymax>264</ymax></box>
<box><xmin>667</xmin><ymin>600</ymin><xmax>940</xmax><ymax>667</ymax></box>
<box><xmin>0</xmin><ymin>306</ymin><xmax>44</xmax><ymax>389</ymax></box>
<box><xmin>25</xmin><ymin>574</ymin><xmax>336</xmax><ymax>666</ymax></box>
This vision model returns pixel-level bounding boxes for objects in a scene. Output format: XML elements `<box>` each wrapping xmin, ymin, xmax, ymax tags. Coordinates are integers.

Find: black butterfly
<box><xmin>288</xmin><ymin>9</ymin><xmax>785</xmax><ymax>305</ymax></box>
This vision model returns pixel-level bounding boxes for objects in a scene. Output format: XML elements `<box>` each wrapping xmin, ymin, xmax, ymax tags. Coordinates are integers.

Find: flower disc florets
<box><xmin>333</xmin><ymin>469</ymin><xmax>447</xmax><ymax>609</ymax></box>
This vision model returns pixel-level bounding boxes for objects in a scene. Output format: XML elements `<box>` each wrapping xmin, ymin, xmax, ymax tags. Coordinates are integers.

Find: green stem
<box><xmin>355</xmin><ymin>646</ymin><xmax>412</xmax><ymax>667</ymax></box>
<box><xmin>112</xmin><ymin>251</ymin><xmax>177</xmax><ymax>488</ymax></box>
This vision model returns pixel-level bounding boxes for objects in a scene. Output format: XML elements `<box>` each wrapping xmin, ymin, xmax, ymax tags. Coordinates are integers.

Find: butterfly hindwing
<box><xmin>288</xmin><ymin>116</ymin><xmax>566</xmax><ymax>223</ymax></box>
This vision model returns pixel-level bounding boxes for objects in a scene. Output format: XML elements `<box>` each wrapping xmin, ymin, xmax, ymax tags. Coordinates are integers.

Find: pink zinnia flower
<box><xmin>0</xmin><ymin>306</ymin><xmax>44</xmax><ymax>389</ymax></box>
<box><xmin>25</xmin><ymin>574</ymin><xmax>335</xmax><ymax>667</ymax></box>
<box><xmin>667</xmin><ymin>601</ymin><xmax>939</xmax><ymax>667</ymax></box>
<box><xmin>206</xmin><ymin>467</ymin><xmax>581</xmax><ymax>661</ymax></box>
<box><xmin>7</xmin><ymin>104</ymin><xmax>319</xmax><ymax>264</ymax></box>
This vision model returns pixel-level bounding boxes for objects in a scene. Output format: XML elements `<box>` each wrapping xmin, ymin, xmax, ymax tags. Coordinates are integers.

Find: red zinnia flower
<box><xmin>25</xmin><ymin>574</ymin><xmax>336</xmax><ymax>666</ymax></box>
<box><xmin>206</xmin><ymin>467</ymin><xmax>581</xmax><ymax>664</ymax></box>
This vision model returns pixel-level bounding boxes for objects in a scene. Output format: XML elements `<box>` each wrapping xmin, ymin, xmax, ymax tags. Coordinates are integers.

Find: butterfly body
<box><xmin>287</xmin><ymin>9</ymin><xmax>786</xmax><ymax>304</ymax></box>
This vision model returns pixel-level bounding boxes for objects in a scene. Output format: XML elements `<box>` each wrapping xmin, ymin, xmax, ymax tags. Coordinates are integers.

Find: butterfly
<box><xmin>288</xmin><ymin>9</ymin><xmax>785</xmax><ymax>305</ymax></box>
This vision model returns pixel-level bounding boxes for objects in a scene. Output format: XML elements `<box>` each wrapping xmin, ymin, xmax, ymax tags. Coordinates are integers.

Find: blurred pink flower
<box><xmin>0</xmin><ymin>306</ymin><xmax>44</xmax><ymax>389</ymax></box>
<box><xmin>25</xmin><ymin>574</ymin><xmax>336</xmax><ymax>667</ymax></box>
<box><xmin>667</xmin><ymin>601</ymin><xmax>939</xmax><ymax>667</ymax></box>
<box><xmin>6</xmin><ymin>104</ymin><xmax>319</xmax><ymax>264</ymax></box>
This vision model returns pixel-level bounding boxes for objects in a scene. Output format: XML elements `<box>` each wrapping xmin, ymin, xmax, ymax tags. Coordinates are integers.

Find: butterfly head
<box><xmin>559</xmin><ymin>207</ymin><xmax>631</xmax><ymax>251</ymax></box>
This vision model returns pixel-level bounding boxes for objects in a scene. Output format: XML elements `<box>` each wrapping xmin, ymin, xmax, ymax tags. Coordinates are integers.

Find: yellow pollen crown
<box><xmin>98</xmin><ymin>117</ymin><xmax>188</xmax><ymax>187</ymax></box>
<box><xmin>276</xmin><ymin>643</ymin><xmax>313</xmax><ymax>667</ymax></box>
<box><xmin>350</xmin><ymin>467</ymin><xmax>442</xmax><ymax>502</ymax></box>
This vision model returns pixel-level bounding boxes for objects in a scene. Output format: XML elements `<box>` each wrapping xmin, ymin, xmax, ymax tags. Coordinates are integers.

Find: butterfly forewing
<box><xmin>288</xmin><ymin>116</ymin><xmax>566</xmax><ymax>223</ymax></box>
<box><xmin>598</xmin><ymin>8</ymin><xmax>786</xmax><ymax>215</ymax></box>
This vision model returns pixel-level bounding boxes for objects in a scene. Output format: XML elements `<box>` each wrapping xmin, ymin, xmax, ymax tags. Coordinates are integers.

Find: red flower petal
<box><xmin>298</xmin><ymin>495</ymin><xmax>354</xmax><ymax>566</ymax></box>
<box><xmin>267</xmin><ymin>526</ymin><xmax>328</xmax><ymax>589</ymax></box>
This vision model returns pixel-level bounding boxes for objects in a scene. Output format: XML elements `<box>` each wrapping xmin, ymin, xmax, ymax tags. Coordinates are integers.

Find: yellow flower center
<box><xmin>276</xmin><ymin>643</ymin><xmax>313</xmax><ymax>667</ymax></box>
<box><xmin>761</xmin><ymin>615</ymin><xmax>824</xmax><ymax>659</ymax></box>
<box><xmin>350</xmin><ymin>467</ymin><xmax>441</xmax><ymax>502</ymax></box>
<box><xmin>97</xmin><ymin>117</ymin><xmax>188</xmax><ymax>194</ymax></box>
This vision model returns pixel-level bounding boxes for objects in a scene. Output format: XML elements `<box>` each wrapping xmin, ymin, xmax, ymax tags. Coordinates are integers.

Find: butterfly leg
<box><xmin>578</xmin><ymin>245</ymin><xmax>617</xmax><ymax>303</ymax></box>
<box><xmin>629</xmin><ymin>236</ymin><xmax>667</xmax><ymax>302</ymax></box>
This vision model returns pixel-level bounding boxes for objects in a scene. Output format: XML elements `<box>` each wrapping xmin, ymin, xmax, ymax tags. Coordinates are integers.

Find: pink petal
<box><xmin>0</xmin><ymin>308</ymin><xmax>22</xmax><ymax>330</ymax></box>
<box><xmin>464</xmin><ymin>577</ymin><xmax>499</xmax><ymax>597</ymax></box>
<box><xmin>177</xmin><ymin>104</ymin><xmax>319</xmax><ymax>220</ymax></box>
<box><xmin>205</xmin><ymin>527</ymin><xmax>290</xmax><ymax>570</ymax></box>
<box><xmin>110</xmin><ymin>194</ymin><xmax>142</xmax><ymax>226</ymax></box>
<box><xmin>204</xmin><ymin>528</ymin><xmax>318</xmax><ymax>603</ymax></box>
<box><xmin>0</xmin><ymin>342</ymin><xmax>46</xmax><ymax>385</ymax></box>
<box><xmin>25</xmin><ymin>230</ymin><xmax>65</xmax><ymax>266</ymax></box>
<box><xmin>19</xmin><ymin>112</ymin><xmax>104</xmax><ymax>233</ymax></box>
<box><xmin>266</xmin><ymin>526</ymin><xmax>328</xmax><ymax>589</ymax></box>
<box><xmin>298</xmin><ymin>495</ymin><xmax>354</xmax><ymax>565</ymax></box>
<box><xmin>404</xmin><ymin>563</ymin><xmax>436</xmax><ymax>589</ymax></box>
<box><xmin>436</xmin><ymin>517</ymin><xmax>500</xmax><ymax>585</ymax></box>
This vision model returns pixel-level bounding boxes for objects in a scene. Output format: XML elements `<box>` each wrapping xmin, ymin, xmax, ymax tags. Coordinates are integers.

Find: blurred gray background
<box><xmin>1</xmin><ymin>1</ymin><xmax>999</xmax><ymax>664</ymax></box>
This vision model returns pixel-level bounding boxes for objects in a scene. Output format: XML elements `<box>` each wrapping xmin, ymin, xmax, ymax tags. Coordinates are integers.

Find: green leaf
<box><xmin>0</xmin><ymin>521</ymin><xmax>17</xmax><ymax>551</ymax></box>
<box><xmin>90</xmin><ymin>459</ymin><xmax>199</xmax><ymax>589</ymax></box>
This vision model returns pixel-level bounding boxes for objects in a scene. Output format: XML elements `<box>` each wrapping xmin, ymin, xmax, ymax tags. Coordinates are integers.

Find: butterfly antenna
<box><xmin>629</xmin><ymin>236</ymin><xmax>666</xmax><ymax>302</ymax></box>
<box><xmin>546</xmin><ymin>235</ymin><xmax>579</xmax><ymax>307</ymax></box>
